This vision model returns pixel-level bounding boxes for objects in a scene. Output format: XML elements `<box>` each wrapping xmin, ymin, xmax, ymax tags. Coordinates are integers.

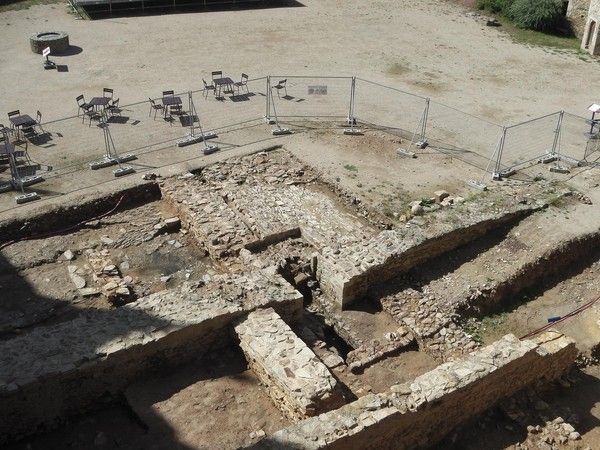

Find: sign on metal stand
<box><xmin>42</xmin><ymin>47</ymin><xmax>56</xmax><ymax>70</ymax></box>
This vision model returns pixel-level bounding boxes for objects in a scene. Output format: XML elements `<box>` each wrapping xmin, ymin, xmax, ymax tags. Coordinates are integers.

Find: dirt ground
<box><xmin>1</xmin><ymin>0</ymin><xmax>598</xmax><ymax>120</ymax></box>
<box><xmin>477</xmin><ymin>257</ymin><xmax>600</xmax><ymax>353</ymax></box>
<box><xmin>2</xmin><ymin>1</ymin><xmax>600</xmax><ymax>449</ymax></box>
<box><xmin>0</xmin><ymin>199</ymin><xmax>217</xmax><ymax>336</ymax></box>
<box><xmin>3</xmin><ymin>347</ymin><xmax>291</xmax><ymax>450</ymax></box>
<box><xmin>1</xmin><ymin>0</ymin><xmax>600</xmax><ymax>212</ymax></box>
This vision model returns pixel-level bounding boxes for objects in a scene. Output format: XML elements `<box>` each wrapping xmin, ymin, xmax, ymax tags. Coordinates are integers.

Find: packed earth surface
<box><xmin>0</xmin><ymin>0</ymin><xmax>600</xmax><ymax>449</ymax></box>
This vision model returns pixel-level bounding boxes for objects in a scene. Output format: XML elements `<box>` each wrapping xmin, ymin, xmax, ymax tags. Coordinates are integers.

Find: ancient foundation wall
<box><xmin>0</xmin><ymin>273</ymin><xmax>303</xmax><ymax>443</ymax></box>
<box><xmin>235</xmin><ymin>308</ymin><xmax>345</xmax><ymax>420</ymax></box>
<box><xmin>318</xmin><ymin>207</ymin><xmax>536</xmax><ymax>308</ymax></box>
<box><xmin>254</xmin><ymin>332</ymin><xmax>577</xmax><ymax>450</ymax></box>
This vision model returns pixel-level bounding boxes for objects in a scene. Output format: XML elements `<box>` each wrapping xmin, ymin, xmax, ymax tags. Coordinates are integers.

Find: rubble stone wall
<box><xmin>235</xmin><ymin>308</ymin><xmax>346</xmax><ymax>420</ymax></box>
<box><xmin>568</xmin><ymin>0</ymin><xmax>592</xmax><ymax>36</ymax></box>
<box><xmin>0</xmin><ymin>271</ymin><xmax>303</xmax><ymax>444</ymax></box>
<box><xmin>318</xmin><ymin>207</ymin><xmax>535</xmax><ymax>308</ymax></box>
<box><xmin>254</xmin><ymin>332</ymin><xmax>577</xmax><ymax>450</ymax></box>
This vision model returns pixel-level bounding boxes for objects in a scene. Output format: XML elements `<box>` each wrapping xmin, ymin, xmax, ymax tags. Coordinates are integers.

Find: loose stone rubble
<box><xmin>235</xmin><ymin>308</ymin><xmax>345</xmax><ymax>420</ymax></box>
<box><xmin>381</xmin><ymin>287</ymin><xmax>479</xmax><ymax>360</ymax></box>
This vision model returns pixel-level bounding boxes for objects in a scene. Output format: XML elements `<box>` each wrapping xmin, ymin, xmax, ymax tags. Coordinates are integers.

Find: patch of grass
<box><xmin>463</xmin><ymin>312</ymin><xmax>508</xmax><ymax>344</ymax></box>
<box><xmin>506</xmin><ymin>17</ymin><xmax>578</xmax><ymax>50</ymax></box>
<box><xmin>508</xmin><ymin>25</ymin><xmax>580</xmax><ymax>50</ymax></box>
<box><xmin>420</xmin><ymin>197</ymin><xmax>435</xmax><ymax>206</ymax></box>
<box><xmin>465</xmin><ymin>190</ymin><xmax>485</xmax><ymax>203</ymax></box>
<box><xmin>343</xmin><ymin>164</ymin><xmax>358</xmax><ymax>172</ymax></box>
<box><xmin>546</xmin><ymin>192</ymin><xmax>566</xmax><ymax>207</ymax></box>
<box><xmin>387</xmin><ymin>62</ymin><xmax>411</xmax><ymax>77</ymax></box>
<box><xmin>0</xmin><ymin>0</ymin><xmax>62</xmax><ymax>13</ymax></box>
<box><xmin>463</xmin><ymin>318</ymin><xmax>484</xmax><ymax>344</ymax></box>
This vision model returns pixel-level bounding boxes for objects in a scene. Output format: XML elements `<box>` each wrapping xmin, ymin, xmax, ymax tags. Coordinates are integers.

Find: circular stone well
<box><xmin>30</xmin><ymin>31</ymin><xmax>70</xmax><ymax>55</ymax></box>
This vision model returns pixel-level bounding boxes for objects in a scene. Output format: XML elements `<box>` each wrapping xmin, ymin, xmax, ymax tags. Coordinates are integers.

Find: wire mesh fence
<box><xmin>497</xmin><ymin>112</ymin><xmax>562</xmax><ymax>174</ymax></box>
<box><xmin>353</xmin><ymin>78</ymin><xmax>428</xmax><ymax>139</ymax></box>
<box><xmin>558</xmin><ymin>112</ymin><xmax>600</xmax><ymax>164</ymax></box>
<box><xmin>2</xmin><ymin>72</ymin><xmax>598</xmax><ymax>209</ymax></box>
<box><xmin>426</xmin><ymin>101</ymin><xmax>503</xmax><ymax>175</ymax></box>
<box><xmin>268</xmin><ymin>76</ymin><xmax>353</xmax><ymax>121</ymax></box>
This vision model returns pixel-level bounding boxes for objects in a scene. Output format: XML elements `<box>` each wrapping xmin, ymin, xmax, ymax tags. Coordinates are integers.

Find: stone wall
<box><xmin>318</xmin><ymin>205</ymin><xmax>536</xmax><ymax>309</ymax></box>
<box><xmin>235</xmin><ymin>308</ymin><xmax>346</xmax><ymax>420</ymax></box>
<box><xmin>567</xmin><ymin>0</ymin><xmax>592</xmax><ymax>37</ymax></box>
<box><xmin>0</xmin><ymin>270</ymin><xmax>303</xmax><ymax>444</ymax></box>
<box><xmin>253</xmin><ymin>332</ymin><xmax>577</xmax><ymax>450</ymax></box>
<box><xmin>582</xmin><ymin>0</ymin><xmax>600</xmax><ymax>54</ymax></box>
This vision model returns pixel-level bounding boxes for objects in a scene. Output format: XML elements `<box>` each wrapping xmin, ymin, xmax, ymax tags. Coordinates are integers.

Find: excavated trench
<box><xmin>459</xmin><ymin>231</ymin><xmax>600</xmax><ymax>319</ymax></box>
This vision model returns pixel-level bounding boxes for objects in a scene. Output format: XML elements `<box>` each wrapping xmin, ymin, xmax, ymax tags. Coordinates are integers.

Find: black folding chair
<box><xmin>7</xmin><ymin>110</ymin><xmax>20</xmax><ymax>130</ymax></box>
<box><xmin>107</xmin><ymin>98</ymin><xmax>120</xmax><ymax>116</ymax></box>
<box><xmin>234</xmin><ymin>73</ymin><xmax>249</xmax><ymax>94</ymax></box>
<box><xmin>76</xmin><ymin>95</ymin><xmax>90</xmax><ymax>116</ymax></box>
<box><xmin>35</xmin><ymin>111</ymin><xmax>44</xmax><ymax>133</ymax></box>
<box><xmin>203</xmin><ymin>79</ymin><xmax>216</xmax><ymax>98</ymax></box>
<box><xmin>148</xmin><ymin>98</ymin><xmax>164</xmax><ymax>119</ymax></box>
<box><xmin>82</xmin><ymin>107</ymin><xmax>100</xmax><ymax>126</ymax></box>
<box><xmin>273</xmin><ymin>79</ymin><xmax>287</xmax><ymax>98</ymax></box>
<box><xmin>103</xmin><ymin>88</ymin><xmax>114</xmax><ymax>99</ymax></box>
<box><xmin>162</xmin><ymin>90</ymin><xmax>174</xmax><ymax>97</ymax></box>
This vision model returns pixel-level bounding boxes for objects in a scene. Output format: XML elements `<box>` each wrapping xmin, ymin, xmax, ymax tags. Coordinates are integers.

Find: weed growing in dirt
<box><xmin>463</xmin><ymin>312</ymin><xmax>508</xmax><ymax>344</ymax></box>
<box><xmin>387</xmin><ymin>62</ymin><xmax>411</xmax><ymax>77</ymax></box>
<box><xmin>343</xmin><ymin>164</ymin><xmax>358</xmax><ymax>172</ymax></box>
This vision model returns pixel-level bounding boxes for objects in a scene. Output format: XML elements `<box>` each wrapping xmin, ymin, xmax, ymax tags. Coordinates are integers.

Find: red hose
<box><xmin>520</xmin><ymin>294</ymin><xmax>600</xmax><ymax>340</ymax></box>
<box><xmin>0</xmin><ymin>195</ymin><xmax>126</xmax><ymax>251</ymax></box>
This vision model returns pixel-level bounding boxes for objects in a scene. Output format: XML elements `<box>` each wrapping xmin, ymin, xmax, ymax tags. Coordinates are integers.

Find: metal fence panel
<box><xmin>499</xmin><ymin>112</ymin><xmax>562</xmax><ymax>171</ymax></box>
<box><xmin>353</xmin><ymin>78</ymin><xmax>427</xmax><ymax>139</ymax></box>
<box><xmin>268</xmin><ymin>76</ymin><xmax>353</xmax><ymax>120</ymax></box>
<box><xmin>559</xmin><ymin>112</ymin><xmax>600</xmax><ymax>164</ymax></box>
<box><xmin>426</xmin><ymin>101</ymin><xmax>503</xmax><ymax>173</ymax></box>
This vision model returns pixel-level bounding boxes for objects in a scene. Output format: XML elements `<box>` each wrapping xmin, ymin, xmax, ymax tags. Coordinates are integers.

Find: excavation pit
<box><xmin>0</xmin><ymin>145</ymin><xmax>597</xmax><ymax>448</ymax></box>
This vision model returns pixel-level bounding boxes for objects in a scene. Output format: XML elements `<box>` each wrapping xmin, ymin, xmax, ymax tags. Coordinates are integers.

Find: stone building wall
<box><xmin>317</xmin><ymin>205</ymin><xmax>536</xmax><ymax>309</ymax></box>
<box><xmin>567</xmin><ymin>0</ymin><xmax>592</xmax><ymax>37</ymax></box>
<box><xmin>581</xmin><ymin>0</ymin><xmax>600</xmax><ymax>54</ymax></box>
<box><xmin>235</xmin><ymin>308</ymin><xmax>346</xmax><ymax>420</ymax></box>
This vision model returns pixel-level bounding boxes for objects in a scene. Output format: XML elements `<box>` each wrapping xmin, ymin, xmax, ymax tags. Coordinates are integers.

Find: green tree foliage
<box><xmin>476</xmin><ymin>0</ymin><xmax>514</xmax><ymax>15</ymax></box>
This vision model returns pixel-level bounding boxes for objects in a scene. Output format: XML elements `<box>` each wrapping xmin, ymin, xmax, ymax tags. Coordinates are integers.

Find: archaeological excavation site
<box><xmin>0</xmin><ymin>130</ymin><xmax>599</xmax><ymax>449</ymax></box>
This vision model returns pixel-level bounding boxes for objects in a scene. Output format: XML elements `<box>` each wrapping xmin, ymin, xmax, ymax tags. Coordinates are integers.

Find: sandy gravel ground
<box><xmin>0</xmin><ymin>0</ymin><xmax>599</xmax><ymax>123</ymax></box>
